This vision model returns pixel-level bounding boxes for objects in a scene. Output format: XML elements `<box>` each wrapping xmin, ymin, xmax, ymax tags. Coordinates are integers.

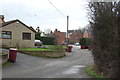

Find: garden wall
<box><xmin>18</xmin><ymin>50</ymin><xmax>66</xmax><ymax>58</ymax></box>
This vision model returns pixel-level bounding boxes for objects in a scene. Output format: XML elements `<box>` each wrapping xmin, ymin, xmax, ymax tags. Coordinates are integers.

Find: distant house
<box><xmin>0</xmin><ymin>15</ymin><xmax>36</xmax><ymax>48</ymax></box>
<box><xmin>83</xmin><ymin>30</ymin><xmax>89</xmax><ymax>38</ymax></box>
<box><xmin>54</xmin><ymin>29</ymin><xmax>66</xmax><ymax>44</ymax></box>
<box><xmin>68</xmin><ymin>30</ymin><xmax>74</xmax><ymax>38</ymax></box>
<box><xmin>69</xmin><ymin>30</ymin><xmax>82</xmax><ymax>44</ymax></box>
<box><xmin>41</xmin><ymin>32</ymin><xmax>46</xmax><ymax>37</ymax></box>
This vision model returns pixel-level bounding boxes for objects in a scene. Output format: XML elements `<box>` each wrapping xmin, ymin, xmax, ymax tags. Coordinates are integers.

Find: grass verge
<box><xmin>18</xmin><ymin>50</ymin><xmax>66</xmax><ymax>58</ymax></box>
<box><xmin>2</xmin><ymin>61</ymin><xmax>13</xmax><ymax>67</ymax></box>
<box><xmin>85</xmin><ymin>65</ymin><xmax>107</xmax><ymax>80</ymax></box>
<box><xmin>19</xmin><ymin>48</ymin><xmax>58</xmax><ymax>51</ymax></box>
<box><xmin>43</xmin><ymin>45</ymin><xmax>67</xmax><ymax>49</ymax></box>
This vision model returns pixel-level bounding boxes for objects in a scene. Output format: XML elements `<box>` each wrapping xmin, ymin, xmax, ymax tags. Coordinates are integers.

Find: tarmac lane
<box><xmin>2</xmin><ymin>46</ymin><xmax>93</xmax><ymax>78</ymax></box>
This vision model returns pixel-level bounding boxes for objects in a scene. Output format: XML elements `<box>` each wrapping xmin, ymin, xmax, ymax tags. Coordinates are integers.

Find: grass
<box><xmin>43</xmin><ymin>45</ymin><xmax>67</xmax><ymax>49</ymax></box>
<box><xmin>19</xmin><ymin>48</ymin><xmax>58</xmax><ymax>51</ymax></box>
<box><xmin>43</xmin><ymin>45</ymin><xmax>55</xmax><ymax>48</ymax></box>
<box><xmin>19</xmin><ymin>45</ymin><xmax>67</xmax><ymax>51</ymax></box>
<box><xmin>18</xmin><ymin>45</ymin><xmax>67</xmax><ymax>58</ymax></box>
<box><xmin>62</xmin><ymin>46</ymin><xmax>67</xmax><ymax>49</ymax></box>
<box><xmin>2</xmin><ymin>61</ymin><xmax>13</xmax><ymax>67</ymax></box>
<box><xmin>0</xmin><ymin>53</ymin><xmax>8</xmax><ymax>55</ymax></box>
<box><xmin>85</xmin><ymin>65</ymin><xmax>107</xmax><ymax>80</ymax></box>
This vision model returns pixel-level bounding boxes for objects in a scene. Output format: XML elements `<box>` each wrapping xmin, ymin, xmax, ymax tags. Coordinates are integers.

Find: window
<box><xmin>2</xmin><ymin>31</ymin><xmax>12</xmax><ymax>39</ymax></box>
<box><xmin>23</xmin><ymin>33</ymin><xmax>31</xmax><ymax>40</ymax></box>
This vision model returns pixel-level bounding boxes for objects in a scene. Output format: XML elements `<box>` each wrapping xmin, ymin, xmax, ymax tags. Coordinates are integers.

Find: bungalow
<box><xmin>0</xmin><ymin>15</ymin><xmax>36</xmax><ymax>48</ymax></box>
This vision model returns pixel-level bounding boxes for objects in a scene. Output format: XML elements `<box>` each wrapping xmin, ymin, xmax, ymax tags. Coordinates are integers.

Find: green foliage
<box><xmin>0</xmin><ymin>53</ymin><xmax>8</xmax><ymax>55</ymax></box>
<box><xmin>35</xmin><ymin>33</ymin><xmax>41</xmax><ymax>39</ymax></box>
<box><xmin>85</xmin><ymin>65</ymin><xmax>106</xmax><ymax>80</ymax></box>
<box><xmin>19</xmin><ymin>48</ymin><xmax>58</xmax><ymax>51</ymax></box>
<box><xmin>43</xmin><ymin>45</ymin><xmax>67</xmax><ymax>50</ymax></box>
<box><xmin>89</xmin><ymin>2</ymin><xmax>119</xmax><ymax>78</ymax></box>
<box><xmin>35</xmin><ymin>36</ymin><xmax>55</xmax><ymax>45</ymax></box>
<box><xmin>80</xmin><ymin>38</ymin><xmax>86</xmax><ymax>45</ymax></box>
<box><xmin>35</xmin><ymin>27</ymin><xmax>42</xmax><ymax>36</ymax></box>
<box><xmin>80</xmin><ymin>38</ymin><xmax>91</xmax><ymax>46</ymax></box>
<box><xmin>19</xmin><ymin>45</ymin><xmax>67</xmax><ymax>51</ymax></box>
<box><xmin>42</xmin><ymin>45</ymin><xmax>56</xmax><ymax>48</ymax></box>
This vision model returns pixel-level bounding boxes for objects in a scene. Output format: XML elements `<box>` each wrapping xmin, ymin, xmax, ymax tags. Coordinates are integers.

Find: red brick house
<box><xmin>83</xmin><ymin>30</ymin><xmax>89</xmax><ymax>38</ymax></box>
<box><xmin>69</xmin><ymin>30</ymin><xmax>82</xmax><ymax>44</ymax></box>
<box><xmin>54</xmin><ymin>29</ymin><xmax>66</xmax><ymax>44</ymax></box>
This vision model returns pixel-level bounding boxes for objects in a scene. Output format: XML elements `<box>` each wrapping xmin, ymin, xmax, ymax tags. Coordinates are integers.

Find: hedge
<box><xmin>35</xmin><ymin>36</ymin><xmax>55</xmax><ymax>45</ymax></box>
<box><xmin>80</xmin><ymin>38</ymin><xmax>91</xmax><ymax>46</ymax></box>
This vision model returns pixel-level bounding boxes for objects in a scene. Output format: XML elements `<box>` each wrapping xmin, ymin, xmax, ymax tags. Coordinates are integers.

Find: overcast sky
<box><xmin>0</xmin><ymin>0</ymin><xmax>89</xmax><ymax>32</ymax></box>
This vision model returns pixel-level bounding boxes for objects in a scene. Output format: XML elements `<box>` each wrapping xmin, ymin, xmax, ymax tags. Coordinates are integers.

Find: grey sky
<box><xmin>0</xmin><ymin>0</ymin><xmax>89</xmax><ymax>32</ymax></box>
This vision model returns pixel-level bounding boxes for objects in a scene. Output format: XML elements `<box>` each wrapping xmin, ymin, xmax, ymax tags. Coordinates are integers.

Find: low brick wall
<box><xmin>18</xmin><ymin>50</ymin><xmax>66</xmax><ymax>58</ymax></box>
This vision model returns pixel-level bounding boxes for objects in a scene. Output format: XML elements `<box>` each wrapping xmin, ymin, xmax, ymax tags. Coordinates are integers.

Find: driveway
<box><xmin>2</xmin><ymin>46</ymin><xmax>93</xmax><ymax>78</ymax></box>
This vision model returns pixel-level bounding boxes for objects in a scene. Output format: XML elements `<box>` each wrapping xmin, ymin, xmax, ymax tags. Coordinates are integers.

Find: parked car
<box><xmin>74</xmin><ymin>42</ymin><xmax>80</xmax><ymax>46</ymax></box>
<box><xmin>35</xmin><ymin>40</ymin><xmax>43</xmax><ymax>46</ymax></box>
<box><xmin>61</xmin><ymin>42</ymin><xmax>67</xmax><ymax>45</ymax></box>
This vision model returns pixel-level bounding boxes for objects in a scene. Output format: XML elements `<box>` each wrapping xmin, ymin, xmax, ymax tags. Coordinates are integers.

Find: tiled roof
<box><xmin>68</xmin><ymin>30</ymin><xmax>74</xmax><ymax>33</ymax></box>
<box><xmin>0</xmin><ymin>19</ymin><xmax>36</xmax><ymax>33</ymax></box>
<box><xmin>61</xmin><ymin>32</ymin><xmax>66</xmax><ymax>34</ymax></box>
<box><xmin>1</xmin><ymin>20</ymin><xmax>18</xmax><ymax>27</ymax></box>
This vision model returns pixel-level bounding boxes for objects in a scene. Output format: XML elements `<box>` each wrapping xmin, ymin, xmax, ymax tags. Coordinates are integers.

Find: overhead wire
<box><xmin>47</xmin><ymin>0</ymin><xmax>66</xmax><ymax>17</ymax></box>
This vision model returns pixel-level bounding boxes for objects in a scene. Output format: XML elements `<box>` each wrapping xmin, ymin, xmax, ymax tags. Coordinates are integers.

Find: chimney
<box><xmin>55</xmin><ymin>29</ymin><xmax>58</xmax><ymax>32</ymax></box>
<box><xmin>0</xmin><ymin>15</ymin><xmax>5</xmax><ymax>23</ymax></box>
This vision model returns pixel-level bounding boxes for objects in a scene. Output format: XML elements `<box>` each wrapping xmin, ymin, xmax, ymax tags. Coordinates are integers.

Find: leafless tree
<box><xmin>88</xmin><ymin>2</ymin><xmax>119</xmax><ymax>78</ymax></box>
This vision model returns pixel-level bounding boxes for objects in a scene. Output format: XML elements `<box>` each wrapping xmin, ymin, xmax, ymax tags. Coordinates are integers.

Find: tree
<box><xmin>80</xmin><ymin>38</ymin><xmax>91</xmax><ymax>46</ymax></box>
<box><xmin>88</xmin><ymin>2</ymin><xmax>119</xmax><ymax>78</ymax></box>
<box><xmin>35</xmin><ymin>27</ymin><xmax>42</xmax><ymax>39</ymax></box>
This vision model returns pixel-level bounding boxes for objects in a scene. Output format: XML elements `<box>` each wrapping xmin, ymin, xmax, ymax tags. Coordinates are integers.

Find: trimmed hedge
<box><xmin>80</xmin><ymin>38</ymin><xmax>91</xmax><ymax>46</ymax></box>
<box><xmin>35</xmin><ymin>36</ymin><xmax>55</xmax><ymax>45</ymax></box>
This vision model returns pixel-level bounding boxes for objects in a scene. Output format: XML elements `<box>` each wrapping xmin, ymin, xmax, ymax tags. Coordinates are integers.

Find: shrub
<box><xmin>88</xmin><ymin>2</ymin><xmax>119</xmax><ymax>78</ymax></box>
<box><xmin>80</xmin><ymin>38</ymin><xmax>91</xmax><ymax>46</ymax></box>
<box><xmin>35</xmin><ymin>36</ymin><xmax>55</xmax><ymax>45</ymax></box>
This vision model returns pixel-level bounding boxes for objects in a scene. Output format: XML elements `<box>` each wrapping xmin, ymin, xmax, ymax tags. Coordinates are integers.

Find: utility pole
<box><xmin>67</xmin><ymin>16</ymin><xmax>69</xmax><ymax>46</ymax></box>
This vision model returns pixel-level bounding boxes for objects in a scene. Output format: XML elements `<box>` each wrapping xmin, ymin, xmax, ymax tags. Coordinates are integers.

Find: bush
<box><xmin>88</xmin><ymin>2</ymin><xmax>119</xmax><ymax>78</ymax></box>
<box><xmin>80</xmin><ymin>38</ymin><xmax>91</xmax><ymax>46</ymax></box>
<box><xmin>35</xmin><ymin>36</ymin><xmax>55</xmax><ymax>45</ymax></box>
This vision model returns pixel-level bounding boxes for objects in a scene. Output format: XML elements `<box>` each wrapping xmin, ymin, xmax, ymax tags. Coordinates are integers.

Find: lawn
<box><xmin>19</xmin><ymin>48</ymin><xmax>58</xmax><ymax>51</ymax></box>
<box><xmin>43</xmin><ymin>45</ymin><xmax>67</xmax><ymax>49</ymax></box>
<box><xmin>42</xmin><ymin>45</ymin><xmax>55</xmax><ymax>48</ymax></box>
<box><xmin>18</xmin><ymin>45</ymin><xmax>67</xmax><ymax>58</ymax></box>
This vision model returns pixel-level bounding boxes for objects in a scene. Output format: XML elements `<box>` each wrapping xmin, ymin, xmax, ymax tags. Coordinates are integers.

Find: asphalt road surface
<box><xmin>2</xmin><ymin>46</ymin><xmax>93</xmax><ymax>78</ymax></box>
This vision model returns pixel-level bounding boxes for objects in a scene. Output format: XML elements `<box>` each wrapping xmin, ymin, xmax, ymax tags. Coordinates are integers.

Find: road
<box><xmin>2</xmin><ymin>46</ymin><xmax>93</xmax><ymax>78</ymax></box>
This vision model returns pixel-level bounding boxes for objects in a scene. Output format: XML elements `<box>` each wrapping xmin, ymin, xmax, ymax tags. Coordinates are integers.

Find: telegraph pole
<box><xmin>67</xmin><ymin>16</ymin><xmax>69</xmax><ymax>46</ymax></box>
